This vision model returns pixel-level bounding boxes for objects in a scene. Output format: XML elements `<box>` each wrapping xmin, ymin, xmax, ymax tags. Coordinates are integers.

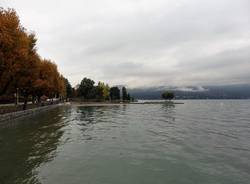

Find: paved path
<box><xmin>0</xmin><ymin>102</ymin><xmax>33</xmax><ymax>107</ymax></box>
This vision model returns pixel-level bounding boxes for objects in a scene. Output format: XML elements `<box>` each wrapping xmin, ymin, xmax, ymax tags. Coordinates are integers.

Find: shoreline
<box><xmin>71</xmin><ymin>101</ymin><xmax>184</xmax><ymax>106</ymax></box>
<box><xmin>0</xmin><ymin>101</ymin><xmax>184</xmax><ymax>122</ymax></box>
<box><xmin>71</xmin><ymin>101</ymin><xmax>126</xmax><ymax>107</ymax></box>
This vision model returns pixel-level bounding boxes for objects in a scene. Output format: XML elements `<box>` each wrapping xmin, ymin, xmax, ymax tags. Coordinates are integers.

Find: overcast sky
<box><xmin>1</xmin><ymin>0</ymin><xmax>250</xmax><ymax>88</ymax></box>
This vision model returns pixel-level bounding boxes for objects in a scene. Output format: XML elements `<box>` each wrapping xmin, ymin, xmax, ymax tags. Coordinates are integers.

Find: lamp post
<box><xmin>16</xmin><ymin>88</ymin><xmax>19</xmax><ymax>105</ymax></box>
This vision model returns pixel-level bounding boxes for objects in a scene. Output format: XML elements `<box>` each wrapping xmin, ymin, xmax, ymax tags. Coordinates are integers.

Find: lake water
<box><xmin>0</xmin><ymin>100</ymin><xmax>250</xmax><ymax>184</ymax></box>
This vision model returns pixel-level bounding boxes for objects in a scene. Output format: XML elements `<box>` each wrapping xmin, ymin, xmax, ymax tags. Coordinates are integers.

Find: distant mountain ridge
<box><xmin>128</xmin><ymin>84</ymin><xmax>250</xmax><ymax>99</ymax></box>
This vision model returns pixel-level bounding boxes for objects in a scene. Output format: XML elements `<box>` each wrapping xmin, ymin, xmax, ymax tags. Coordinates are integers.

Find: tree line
<box><xmin>67</xmin><ymin>77</ymin><xmax>133</xmax><ymax>102</ymax></box>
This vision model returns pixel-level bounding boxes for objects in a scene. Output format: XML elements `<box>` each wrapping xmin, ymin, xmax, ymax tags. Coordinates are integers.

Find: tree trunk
<box><xmin>32</xmin><ymin>95</ymin><xmax>35</xmax><ymax>104</ymax></box>
<box><xmin>38</xmin><ymin>95</ymin><xmax>41</xmax><ymax>105</ymax></box>
<box><xmin>23</xmin><ymin>95</ymin><xmax>28</xmax><ymax>110</ymax></box>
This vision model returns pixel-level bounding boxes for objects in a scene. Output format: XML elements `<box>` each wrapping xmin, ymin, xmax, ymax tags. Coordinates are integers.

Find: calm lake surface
<box><xmin>0</xmin><ymin>100</ymin><xmax>250</xmax><ymax>184</ymax></box>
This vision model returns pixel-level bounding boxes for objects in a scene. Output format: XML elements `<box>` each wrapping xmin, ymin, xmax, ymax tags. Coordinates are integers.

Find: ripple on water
<box><xmin>1</xmin><ymin>101</ymin><xmax>250</xmax><ymax>184</ymax></box>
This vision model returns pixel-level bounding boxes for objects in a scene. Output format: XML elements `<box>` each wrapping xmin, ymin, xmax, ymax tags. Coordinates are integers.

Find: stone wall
<box><xmin>0</xmin><ymin>104</ymin><xmax>61</xmax><ymax>124</ymax></box>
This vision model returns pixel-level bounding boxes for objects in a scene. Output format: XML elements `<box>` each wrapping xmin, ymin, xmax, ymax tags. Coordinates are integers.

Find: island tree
<box><xmin>162</xmin><ymin>91</ymin><xmax>175</xmax><ymax>101</ymax></box>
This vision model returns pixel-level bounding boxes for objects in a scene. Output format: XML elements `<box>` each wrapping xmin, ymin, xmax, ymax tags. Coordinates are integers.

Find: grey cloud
<box><xmin>2</xmin><ymin>0</ymin><xmax>250</xmax><ymax>87</ymax></box>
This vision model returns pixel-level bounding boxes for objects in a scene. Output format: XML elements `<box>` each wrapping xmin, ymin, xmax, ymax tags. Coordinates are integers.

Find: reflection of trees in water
<box><xmin>120</xmin><ymin>104</ymin><xmax>127</xmax><ymax>115</ymax></box>
<box><xmin>0</xmin><ymin>108</ymin><xmax>67</xmax><ymax>184</ymax></box>
<box><xmin>74</xmin><ymin>106</ymin><xmax>122</xmax><ymax>140</ymax></box>
<box><xmin>76</xmin><ymin>106</ymin><xmax>96</xmax><ymax>125</ymax></box>
<box><xmin>76</xmin><ymin>106</ymin><xmax>121</xmax><ymax>125</ymax></box>
<box><xmin>161</xmin><ymin>103</ymin><xmax>176</xmax><ymax>122</ymax></box>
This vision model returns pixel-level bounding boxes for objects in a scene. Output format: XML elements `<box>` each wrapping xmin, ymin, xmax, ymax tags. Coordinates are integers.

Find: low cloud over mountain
<box><xmin>129</xmin><ymin>84</ymin><xmax>250</xmax><ymax>99</ymax></box>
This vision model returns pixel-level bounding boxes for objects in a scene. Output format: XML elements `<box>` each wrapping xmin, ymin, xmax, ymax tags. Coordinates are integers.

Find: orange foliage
<box><xmin>0</xmin><ymin>8</ymin><xmax>66</xmax><ymax>100</ymax></box>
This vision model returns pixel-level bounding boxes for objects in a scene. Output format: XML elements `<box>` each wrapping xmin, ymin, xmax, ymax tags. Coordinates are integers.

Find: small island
<box><xmin>162</xmin><ymin>91</ymin><xmax>175</xmax><ymax>101</ymax></box>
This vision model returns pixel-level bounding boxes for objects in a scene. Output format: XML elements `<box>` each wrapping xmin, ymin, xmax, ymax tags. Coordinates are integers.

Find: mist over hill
<box><xmin>128</xmin><ymin>84</ymin><xmax>250</xmax><ymax>100</ymax></box>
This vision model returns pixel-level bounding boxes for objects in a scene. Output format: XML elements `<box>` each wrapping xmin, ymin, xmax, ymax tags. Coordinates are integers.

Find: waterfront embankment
<box><xmin>0</xmin><ymin>103</ymin><xmax>65</xmax><ymax>124</ymax></box>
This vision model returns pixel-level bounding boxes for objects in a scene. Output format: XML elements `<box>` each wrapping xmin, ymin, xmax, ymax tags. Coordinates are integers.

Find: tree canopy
<box><xmin>162</xmin><ymin>91</ymin><xmax>175</xmax><ymax>100</ymax></box>
<box><xmin>110</xmin><ymin>87</ymin><xmax>120</xmax><ymax>101</ymax></box>
<box><xmin>75</xmin><ymin>78</ymin><xmax>135</xmax><ymax>102</ymax></box>
<box><xmin>64</xmin><ymin>77</ymin><xmax>73</xmax><ymax>98</ymax></box>
<box><xmin>0</xmin><ymin>8</ymin><xmax>68</xmax><ymax>105</ymax></box>
<box><xmin>122</xmin><ymin>87</ymin><xmax>131</xmax><ymax>101</ymax></box>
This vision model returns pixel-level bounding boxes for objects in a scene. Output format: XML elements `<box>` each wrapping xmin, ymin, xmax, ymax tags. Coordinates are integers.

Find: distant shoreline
<box><xmin>71</xmin><ymin>101</ymin><xmax>184</xmax><ymax>106</ymax></box>
<box><xmin>71</xmin><ymin>102</ymin><xmax>122</xmax><ymax>107</ymax></box>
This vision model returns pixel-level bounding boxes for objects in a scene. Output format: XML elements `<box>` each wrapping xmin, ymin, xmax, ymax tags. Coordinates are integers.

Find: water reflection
<box><xmin>73</xmin><ymin>105</ymin><xmax>123</xmax><ymax>141</ymax></box>
<box><xmin>0</xmin><ymin>107</ymin><xmax>67</xmax><ymax>184</ymax></box>
<box><xmin>1</xmin><ymin>102</ymin><xmax>250</xmax><ymax>184</ymax></box>
<box><xmin>75</xmin><ymin>105</ymin><xmax>122</xmax><ymax>124</ymax></box>
<box><xmin>75</xmin><ymin>106</ymin><xmax>96</xmax><ymax>126</ymax></box>
<box><xmin>161</xmin><ymin>103</ymin><xmax>176</xmax><ymax>122</ymax></box>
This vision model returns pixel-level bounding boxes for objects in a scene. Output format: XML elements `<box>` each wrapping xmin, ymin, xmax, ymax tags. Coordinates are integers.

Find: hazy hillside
<box><xmin>128</xmin><ymin>84</ymin><xmax>250</xmax><ymax>99</ymax></box>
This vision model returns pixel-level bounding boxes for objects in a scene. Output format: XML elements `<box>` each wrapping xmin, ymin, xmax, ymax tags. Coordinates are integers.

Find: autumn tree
<box><xmin>17</xmin><ymin>35</ymin><xmax>41</xmax><ymax>107</ymax></box>
<box><xmin>34</xmin><ymin>60</ymin><xmax>62</xmax><ymax>100</ymax></box>
<box><xmin>58</xmin><ymin>75</ymin><xmax>66</xmax><ymax>100</ymax></box>
<box><xmin>0</xmin><ymin>8</ymin><xmax>35</xmax><ymax>96</ymax></box>
<box><xmin>0</xmin><ymin>8</ymin><xmax>70</xmax><ymax>107</ymax></box>
<box><xmin>96</xmin><ymin>82</ymin><xmax>109</xmax><ymax>100</ymax></box>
